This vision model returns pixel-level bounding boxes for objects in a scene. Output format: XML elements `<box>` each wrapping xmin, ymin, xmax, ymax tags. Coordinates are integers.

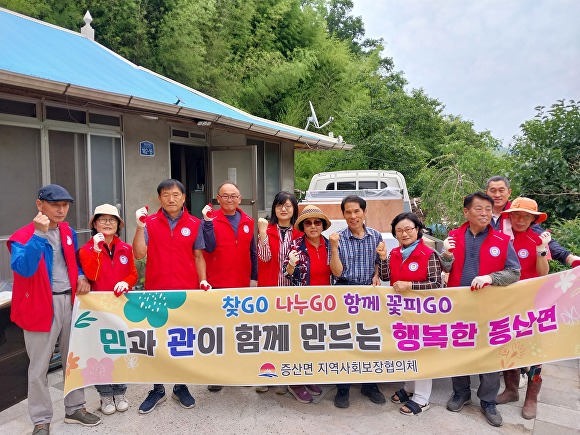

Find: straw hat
<box><xmin>294</xmin><ymin>205</ymin><xmax>331</xmax><ymax>231</ymax></box>
<box><xmin>501</xmin><ymin>197</ymin><xmax>547</xmax><ymax>223</ymax></box>
<box><xmin>89</xmin><ymin>204</ymin><xmax>125</xmax><ymax>229</ymax></box>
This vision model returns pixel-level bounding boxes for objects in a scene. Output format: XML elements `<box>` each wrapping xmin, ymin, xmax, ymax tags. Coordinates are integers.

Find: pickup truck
<box><xmin>299</xmin><ymin>170</ymin><xmax>441</xmax><ymax>253</ymax></box>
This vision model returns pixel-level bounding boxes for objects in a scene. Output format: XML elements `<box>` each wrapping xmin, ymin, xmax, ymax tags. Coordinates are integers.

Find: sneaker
<box><xmin>114</xmin><ymin>394</ymin><xmax>129</xmax><ymax>412</ymax></box>
<box><xmin>446</xmin><ymin>393</ymin><xmax>472</xmax><ymax>412</ymax></box>
<box><xmin>100</xmin><ymin>395</ymin><xmax>116</xmax><ymax>415</ymax></box>
<box><xmin>305</xmin><ymin>384</ymin><xmax>322</xmax><ymax>396</ymax></box>
<box><xmin>361</xmin><ymin>384</ymin><xmax>386</xmax><ymax>404</ymax></box>
<box><xmin>255</xmin><ymin>386</ymin><xmax>269</xmax><ymax>393</ymax></box>
<box><xmin>172</xmin><ymin>385</ymin><xmax>195</xmax><ymax>409</ymax></box>
<box><xmin>275</xmin><ymin>385</ymin><xmax>288</xmax><ymax>395</ymax></box>
<box><xmin>288</xmin><ymin>385</ymin><xmax>313</xmax><ymax>404</ymax></box>
<box><xmin>64</xmin><ymin>408</ymin><xmax>102</xmax><ymax>426</ymax></box>
<box><xmin>208</xmin><ymin>385</ymin><xmax>223</xmax><ymax>392</ymax></box>
<box><xmin>32</xmin><ymin>423</ymin><xmax>50</xmax><ymax>435</ymax></box>
<box><xmin>334</xmin><ymin>388</ymin><xmax>350</xmax><ymax>408</ymax></box>
<box><xmin>139</xmin><ymin>389</ymin><xmax>166</xmax><ymax>414</ymax></box>
<box><xmin>480</xmin><ymin>401</ymin><xmax>503</xmax><ymax>427</ymax></box>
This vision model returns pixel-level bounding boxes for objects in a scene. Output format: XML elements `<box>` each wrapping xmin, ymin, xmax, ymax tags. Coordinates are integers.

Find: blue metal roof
<box><xmin>0</xmin><ymin>8</ymin><xmax>345</xmax><ymax>148</ymax></box>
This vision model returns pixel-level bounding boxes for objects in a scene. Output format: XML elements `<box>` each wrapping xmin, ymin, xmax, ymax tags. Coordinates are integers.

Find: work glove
<box><xmin>443</xmin><ymin>236</ymin><xmax>455</xmax><ymax>255</ymax></box>
<box><xmin>537</xmin><ymin>231</ymin><xmax>551</xmax><ymax>253</ymax></box>
<box><xmin>288</xmin><ymin>250</ymin><xmax>300</xmax><ymax>267</ymax></box>
<box><xmin>113</xmin><ymin>281</ymin><xmax>129</xmax><ymax>297</ymax></box>
<box><xmin>470</xmin><ymin>275</ymin><xmax>492</xmax><ymax>291</ymax></box>
<box><xmin>93</xmin><ymin>233</ymin><xmax>105</xmax><ymax>252</ymax></box>
<box><xmin>200</xmin><ymin>280</ymin><xmax>212</xmax><ymax>291</ymax></box>
<box><xmin>136</xmin><ymin>206</ymin><xmax>148</xmax><ymax>228</ymax></box>
<box><xmin>202</xmin><ymin>204</ymin><xmax>214</xmax><ymax>221</ymax></box>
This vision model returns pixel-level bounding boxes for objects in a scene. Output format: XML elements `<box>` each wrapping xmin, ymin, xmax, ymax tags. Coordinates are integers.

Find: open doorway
<box><xmin>170</xmin><ymin>143</ymin><xmax>208</xmax><ymax>219</ymax></box>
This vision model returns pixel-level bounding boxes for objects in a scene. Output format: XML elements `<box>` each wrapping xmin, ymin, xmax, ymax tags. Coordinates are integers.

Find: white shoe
<box><xmin>519</xmin><ymin>374</ymin><xmax>527</xmax><ymax>389</ymax></box>
<box><xmin>114</xmin><ymin>394</ymin><xmax>129</xmax><ymax>412</ymax></box>
<box><xmin>100</xmin><ymin>396</ymin><xmax>116</xmax><ymax>415</ymax></box>
<box><xmin>255</xmin><ymin>386</ymin><xmax>269</xmax><ymax>393</ymax></box>
<box><xmin>275</xmin><ymin>385</ymin><xmax>288</xmax><ymax>395</ymax></box>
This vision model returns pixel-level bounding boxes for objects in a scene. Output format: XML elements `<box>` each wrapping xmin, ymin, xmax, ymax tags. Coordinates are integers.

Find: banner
<box><xmin>64</xmin><ymin>269</ymin><xmax>580</xmax><ymax>395</ymax></box>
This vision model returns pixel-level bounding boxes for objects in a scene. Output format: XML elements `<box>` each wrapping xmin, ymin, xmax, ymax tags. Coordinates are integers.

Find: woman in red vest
<box><xmin>377</xmin><ymin>212</ymin><xmax>443</xmax><ymax>416</ymax></box>
<box><xmin>496</xmin><ymin>197</ymin><xmax>551</xmax><ymax>419</ymax></box>
<box><xmin>78</xmin><ymin>204</ymin><xmax>137</xmax><ymax>416</ymax></box>
<box><xmin>256</xmin><ymin>191</ymin><xmax>302</xmax><ymax>394</ymax></box>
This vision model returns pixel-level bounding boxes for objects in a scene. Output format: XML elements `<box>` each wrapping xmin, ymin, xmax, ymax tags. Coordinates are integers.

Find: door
<box><xmin>210</xmin><ymin>146</ymin><xmax>257</xmax><ymax>220</ymax></box>
<box><xmin>170</xmin><ymin>143</ymin><xmax>208</xmax><ymax>219</ymax></box>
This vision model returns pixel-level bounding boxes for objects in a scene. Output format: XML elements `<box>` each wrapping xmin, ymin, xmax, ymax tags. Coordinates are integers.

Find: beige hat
<box><xmin>89</xmin><ymin>204</ymin><xmax>125</xmax><ymax>229</ymax></box>
<box><xmin>295</xmin><ymin>205</ymin><xmax>331</xmax><ymax>232</ymax></box>
<box><xmin>501</xmin><ymin>197</ymin><xmax>547</xmax><ymax>223</ymax></box>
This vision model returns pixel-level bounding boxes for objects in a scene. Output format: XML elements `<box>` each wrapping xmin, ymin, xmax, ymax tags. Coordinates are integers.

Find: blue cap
<box><xmin>37</xmin><ymin>184</ymin><xmax>74</xmax><ymax>203</ymax></box>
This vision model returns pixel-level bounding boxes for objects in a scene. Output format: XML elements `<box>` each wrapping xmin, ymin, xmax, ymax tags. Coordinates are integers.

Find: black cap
<box><xmin>37</xmin><ymin>184</ymin><xmax>74</xmax><ymax>203</ymax></box>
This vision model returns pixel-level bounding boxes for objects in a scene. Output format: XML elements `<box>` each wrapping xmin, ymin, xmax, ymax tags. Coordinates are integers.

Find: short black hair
<box><xmin>341</xmin><ymin>195</ymin><xmax>366</xmax><ymax>212</ymax></box>
<box><xmin>157</xmin><ymin>179</ymin><xmax>185</xmax><ymax>195</ymax></box>
<box><xmin>270</xmin><ymin>191</ymin><xmax>299</xmax><ymax>225</ymax></box>
<box><xmin>390</xmin><ymin>212</ymin><xmax>424</xmax><ymax>239</ymax></box>
<box><xmin>464</xmin><ymin>191</ymin><xmax>494</xmax><ymax>208</ymax></box>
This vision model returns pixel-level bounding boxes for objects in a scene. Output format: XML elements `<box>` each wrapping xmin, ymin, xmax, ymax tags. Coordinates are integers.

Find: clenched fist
<box><xmin>135</xmin><ymin>207</ymin><xmax>148</xmax><ymax>228</ymax></box>
<box><xmin>376</xmin><ymin>241</ymin><xmax>387</xmax><ymax>261</ymax></box>
<box><xmin>33</xmin><ymin>212</ymin><xmax>50</xmax><ymax>233</ymax></box>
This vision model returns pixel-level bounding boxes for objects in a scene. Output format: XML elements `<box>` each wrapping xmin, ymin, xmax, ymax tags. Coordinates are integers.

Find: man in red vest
<box><xmin>133</xmin><ymin>179</ymin><xmax>211</xmax><ymax>414</ymax></box>
<box><xmin>8</xmin><ymin>184</ymin><xmax>101</xmax><ymax>435</ymax></box>
<box><xmin>440</xmin><ymin>191</ymin><xmax>520</xmax><ymax>427</ymax></box>
<box><xmin>201</xmin><ymin>181</ymin><xmax>258</xmax><ymax>392</ymax></box>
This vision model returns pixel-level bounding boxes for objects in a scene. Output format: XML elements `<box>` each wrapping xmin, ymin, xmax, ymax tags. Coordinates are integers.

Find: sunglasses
<box><xmin>303</xmin><ymin>219</ymin><xmax>322</xmax><ymax>227</ymax></box>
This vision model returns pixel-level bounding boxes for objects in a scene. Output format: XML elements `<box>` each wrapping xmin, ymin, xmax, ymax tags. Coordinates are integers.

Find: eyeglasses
<box><xmin>218</xmin><ymin>194</ymin><xmax>240</xmax><ymax>201</ymax></box>
<box><xmin>395</xmin><ymin>226</ymin><xmax>416</xmax><ymax>235</ymax></box>
<box><xmin>303</xmin><ymin>219</ymin><xmax>322</xmax><ymax>227</ymax></box>
<box><xmin>275</xmin><ymin>203</ymin><xmax>293</xmax><ymax>211</ymax></box>
<box><xmin>97</xmin><ymin>218</ymin><xmax>118</xmax><ymax>225</ymax></box>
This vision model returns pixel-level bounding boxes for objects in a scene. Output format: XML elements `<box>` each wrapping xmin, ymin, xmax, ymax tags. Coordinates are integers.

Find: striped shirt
<box><xmin>329</xmin><ymin>226</ymin><xmax>382</xmax><ymax>285</ymax></box>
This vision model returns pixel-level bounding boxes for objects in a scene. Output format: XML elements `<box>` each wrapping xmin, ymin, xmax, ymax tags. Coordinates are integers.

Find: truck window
<box><xmin>325</xmin><ymin>183</ymin><xmax>335</xmax><ymax>190</ymax></box>
<box><xmin>359</xmin><ymin>181</ymin><xmax>378</xmax><ymax>189</ymax></box>
<box><xmin>380</xmin><ymin>181</ymin><xmax>388</xmax><ymax>189</ymax></box>
<box><xmin>337</xmin><ymin>181</ymin><xmax>356</xmax><ymax>190</ymax></box>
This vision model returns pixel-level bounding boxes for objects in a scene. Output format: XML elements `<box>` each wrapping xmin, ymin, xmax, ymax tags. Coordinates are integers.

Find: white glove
<box><xmin>537</xmin><ymin>231</ymin><xmax>551</xmax><ymax>253</ymax></box>
<box><xmin>200</xmin><ymin>279</ymin><xmax>212</xmax><ymax>291</ymax></box>
<box><xmin>113</xmin><ymin>281</ymin><xmax>129</xmax><ymax>297</ymax></box>
<box><xmin>93</xmin><ymin>233</ymin><xmax>105</xmax><ymax>252</ymax></box>
<box><xmin>288</xmin><ymin>250</ymin><xmax>299</xmax><ymax>266</ymax></box>
<box><xmin>136</xmin><ymin>207</ymin><xmax>148</xmax><ymax>228</ymax></box>
<box><xmin>258</xmin><ymin>218</ymin><xmax>269</xmax><ymax>237</ymax></box>
<box><xmin>202</xmin><ymin>204</ymin><xmax>214</xmax><ymax>221</ymax></box>
<box><xmin>443</xmin><ymin>236</ymin><xmax>455</xmax><ymax>255</ymax></box>
<box><xmin>567</xmin><ymin>255</ymin><xmax>580</xmax><ymax>268</ymax></box>
<box><xmin>470</xmin><ymin>275</ymin><xmax>492</xmax><ymax>291</ymax></box>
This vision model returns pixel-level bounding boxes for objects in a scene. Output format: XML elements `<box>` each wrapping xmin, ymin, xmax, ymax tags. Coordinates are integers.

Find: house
<box><xmin>0</xmin><ymin>8</ymin><xmax>351</xmax><ymax>286</ymax></box>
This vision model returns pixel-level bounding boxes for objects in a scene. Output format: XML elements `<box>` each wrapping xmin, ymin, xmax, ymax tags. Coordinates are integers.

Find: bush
<box><xmin>547</xmin><ymin>218</ymin><xmax>580</xmax><ymax>273</ymax></box>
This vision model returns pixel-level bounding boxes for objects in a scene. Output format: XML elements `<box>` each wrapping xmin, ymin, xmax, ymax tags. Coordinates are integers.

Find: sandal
<box><xmin>400</xmin><ymin>400</ymin><xmax>430</xmax><ymax>415</ymax></box>
<box><xmin>390</xmin><ymin>388</ymin><xmax>413</xmax><ymax>404</ymax></box>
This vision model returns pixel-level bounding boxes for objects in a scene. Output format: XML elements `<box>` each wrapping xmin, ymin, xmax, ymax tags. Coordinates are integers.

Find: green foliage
<box><xmin>547</xmin><ymin>218</ymin><xmax>580</xmax><ymax>273</ymax></box>
<box><xmin>510</xmin><ymin>100</ymin><xmax>580</xmax><ymax>224</ymax></box>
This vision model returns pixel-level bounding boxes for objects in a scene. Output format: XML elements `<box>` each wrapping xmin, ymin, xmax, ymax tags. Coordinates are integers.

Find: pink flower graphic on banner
<box><xmin>534</xmin><ymin>269</ymin><xmax>580</xmax><ymax>325</ymax></box>
<box><xmin>82</xmin><ymin>357</ymin><xmax>114</xmax><ymax>384</ymax></box>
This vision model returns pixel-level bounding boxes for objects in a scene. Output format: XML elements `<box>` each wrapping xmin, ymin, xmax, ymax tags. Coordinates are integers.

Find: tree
<box><xmin>510</xmin><ymin>100</ymin><xmax>580</xmax><ymax>223</ymax></box>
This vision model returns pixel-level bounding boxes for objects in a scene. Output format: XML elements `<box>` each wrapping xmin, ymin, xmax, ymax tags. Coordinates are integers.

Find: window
<box><xmin>250</xmin><ymin>139</ymin><xmax>281</xmax><ymax>211</ymax></box>
<box><xmin>359</xmin><ymin>181</ymin><xmax>378</xmax><ymax>189</ymax></box>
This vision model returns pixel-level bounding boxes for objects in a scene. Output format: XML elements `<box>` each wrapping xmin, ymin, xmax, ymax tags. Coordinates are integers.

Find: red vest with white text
<box><xmin>513</xmin><ymin>228</ymin><xmax>542</xmax><ymax>280</ymax></box>
<box><xmin>80</xmin><ymin>236</ymin><xmax>135</xmax><ymax>290</ymax></box>
<box><xmin>389</xmin><ymin>239</ymin><xmax>435</xmax><ymax>284</ymax></box>
<box><xmin>258</xmin><ymin>223</ymin><xmax>302</xmax><ymax>287</ymax></box>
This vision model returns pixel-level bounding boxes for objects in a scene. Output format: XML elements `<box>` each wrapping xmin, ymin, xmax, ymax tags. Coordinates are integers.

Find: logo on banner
<box><xmin>408</xmin><ymin>262</ymin><xmax>419</xmax><ymax>272</ymax></box>
<box><xmin>518</xmin><ymin>249</ymin><xmax>529</xmax><ymax>259</ymax></box>
<box><xmin>489</xmin><ymin>246</ymin><xmax>500</xmax><ymax>257</ymax></box>
<box><xmin>119</xmin><ymin>255</ymin><xmax>128</xmax><ymax>264</ymax></box>
<box><xmin>258</xmin><ymin>362</ymin><xmax>278</xmax><ymax>378</ymax></box>
<box><xmin>181</xmin><ymin>227</ymin><xmax>191</xmax><ymax>236</ymax></box>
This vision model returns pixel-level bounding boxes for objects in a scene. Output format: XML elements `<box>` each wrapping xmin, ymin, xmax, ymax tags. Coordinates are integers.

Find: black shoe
<box><xmin>138</xmin><ymin>389</ymin><xmax>166</xmax><ymax>414</ymax></box>
<box><xmin>480</xmin><ymin>401</ymin><xmax>503</xmax><ymax>427</ymax></box>
<box><xmin>334</xmin><ymin>388</ymin><xmax>350</xmax><ymax>408</ymax></box>
<box><xmin>446</xmin><ymin>393</ymin><xmax>471</xmax><ymax>412</ymax></box>
<box><xmin>361</xmin><ymin>384</ymin><xmax>386</xmax><ymax>404</ymax></box>
<box><xmin>172</xmin><ymin>385</ymin><xmax>195</xmax><ymax>409</ymax></box>
<box><xmin>208</xmin><ymin>385</ymin><xmax>222</xmax><ymax>392</ymax></box>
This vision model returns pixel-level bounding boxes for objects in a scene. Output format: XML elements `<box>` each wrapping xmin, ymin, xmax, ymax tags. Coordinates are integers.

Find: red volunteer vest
<box><xmin>258</xmin><ymin>223</ymin><xmax>302</xmax><ymax>287</ymax></box>
<box><xmin>447</xmin><ymin>222</ymin><xmax>511</xmax><ymax>288</ymax></box>
<box><xmin>204</xmin><ymin>208</ymin><xmax>254</xmax><ymax>288</ymax></box>
<box><xmin>80</xmin><ymin>237</ymin><xmax>135</xmax><ymax>290</ymax></box>
<box><xmin>8</xmin><ymin>222</ymin><xmax>78</xmax><ymax>332</ymax></box>
<box><xmin>145</xmin><ymin>208</ymin><xmax>201</xmax><ymax>290</ymax></box>
<box><xmin>513</xmin><ymin>228</ymin><xmax>542</xmax><ymax>280</ymax></box>
<box><xmin>389</xmin><ymin>239</ymin><xmax>435</xmax><ymax>284</ymax></box>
